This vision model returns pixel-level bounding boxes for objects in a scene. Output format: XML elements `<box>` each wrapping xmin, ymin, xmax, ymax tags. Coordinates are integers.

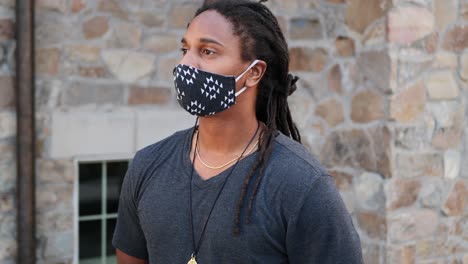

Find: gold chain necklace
<box><xmin>195</xmin><ymin>135</ymin><xmax>259</xmax><ymax>170</ymax></box>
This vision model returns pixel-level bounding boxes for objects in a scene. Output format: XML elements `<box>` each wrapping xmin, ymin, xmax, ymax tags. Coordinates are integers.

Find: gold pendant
<box><xmin>187</xmin><ymin>256</ymin><xmax>197</xmax><ymax>264</ymax></box>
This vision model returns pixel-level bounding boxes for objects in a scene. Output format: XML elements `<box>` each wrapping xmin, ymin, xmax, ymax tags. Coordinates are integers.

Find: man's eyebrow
<box><xmin>200</xmin><ymin>37</ymin><xmax>224</xmax><ymax>46</ymax></box>
<box><xmin>180</xmin><ymin>37</ymin><xmax>224</xmax><ymax>47</ymax></box>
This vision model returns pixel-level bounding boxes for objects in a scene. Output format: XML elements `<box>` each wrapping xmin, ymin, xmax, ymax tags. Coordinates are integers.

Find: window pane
<box><xmin>106</xmin><ymin>218</ymin><xmax>117</xmax><ymax>258</ymax></box>
<box><xmin>107</xmin><ymin>161</ymin><xmax>128</xmax><ymax>213</ymax></box>
<box><xmin>79</xmin><ymin>163</ymin><xmax>102</xmax><ymax>216</ymax></box>
<box><xmin>79</xmin><ymin>220</ymin><xmax>102</xmax><ymax>261</ymax></box>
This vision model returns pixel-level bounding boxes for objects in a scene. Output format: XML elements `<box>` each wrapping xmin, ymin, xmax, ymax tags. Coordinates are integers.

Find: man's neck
<box><xmin>196</xmin><ymin>114</ymin><xmax>260</xmax><ymax>156</ymax></box>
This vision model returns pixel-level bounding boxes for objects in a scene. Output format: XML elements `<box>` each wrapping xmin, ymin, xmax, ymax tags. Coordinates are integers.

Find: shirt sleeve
<box><xmin>112</xmin><ymin>157</ymin><xmax>149</xmax><ymax>260</ymax></box>
<box><xmin>286</xmin><ymin>174</ymin><xmax>363</xmax><ymax>264</ymax></box>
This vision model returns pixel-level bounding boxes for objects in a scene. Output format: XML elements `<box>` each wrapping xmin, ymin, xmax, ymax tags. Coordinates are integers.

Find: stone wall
<box><xmin>0</xmin><ymin>0</ymin><xmax>16</xmax><ymax>263</ymax></box>
<box><xmin>274</xmin><ymin>0</ymin><xmax>468</xmax><ymax>263</ymax></box>
<box><xmin>34</xmin><ymin>0</ymin><xmax>202</xmax><ymax>263</ymax></box>
<box><xmin>0</xmin><ymin>0</ymin><xmax>465</xmax><ymax>263</ymax></box>
<box><xmin>385</xmin><ymin>0</ymin><xmax>468</xmax><ymax>263</ymax></box>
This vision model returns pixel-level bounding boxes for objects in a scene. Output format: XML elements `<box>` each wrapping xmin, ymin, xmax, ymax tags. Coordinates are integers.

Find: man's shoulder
<box><xmin>130</xmin><ymin>127</ymin><xmax>192</xmax><ymax>172</ymax></box>
<box><xmin>137</xmin><ymin>127</ymin><xmax>192</xmax><ymax>157</ymax></box>
<box><xmin>271</xmin><ymin>133</ymin><xmax>327</xmax><ymax>178</ymax></box>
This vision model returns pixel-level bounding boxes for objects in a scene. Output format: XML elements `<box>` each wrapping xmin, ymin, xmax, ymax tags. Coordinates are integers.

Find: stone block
<box><xmin>77</xmin><ymin>66</ymin><xmax>109</xmax><ymax>79</ymax></box>
<box><xmin>36</xmin><ymin>79</ymin><xmax>62</xmax><ymax>110</ymax></box>
<box><xmin>362</xmin><ymin>242</ymin><xmax>383</xmax><ymax>264</ymax></box>
<box><xmin>329</xmin><ymin>170</ymin><xmax>353</xmax><ymax>191</ymax></box>
<box><xmin>36</xmin><ymin>210</ymin><xmax>73</xmax><ymax>234</ymax></box>
<box><xmin>50</xmin><ymin>110</ymin><xmax>135</xmax><ymax>158</ymax></box>
<box><xmin>36</xmin><ymin>183</ymin><xmax>73</xmax><ymax>212</ymax></box>
<box><xmin>444</xmin><ymin>150</ymin><xmax>461</xmax><ymax>179</ymax></box>
<box><xmin>385</xmin><ymin>178</ymin><xmax>421</xmax><ymax>210</ymax></box>
<box><xmin>288</xmin><ymin>87</ymin><xmax>316</xmax><ymax>128</ymax></box>
<box><xmin>434</xmin><ymin>52</ymin><xmax>458</xmax><ymax>70</ymax></box>
<box><xmin>335</xmin><ymin>36</ymin><xmax>355</xmax><ymax>57</ymax></box>
<box><xmin>36</xmin><ymin>48</ymin><xmax>61</xmax><ymax>76</ymax></box>
<box><xmin>314</xmin><ymin>98</ymin><xmax>344</xmax><ymax>127</ymax></box>
<box><xmin>0</xmin><ymin>0</ymin><xmax>14</xmax><ymax>7</ymax></box>
<box><xmin>322</xmin><ymin>127</ymin><xmax>391</xmax><ymax>178</ymax></box>
<box><xmin>102</xmin><ymin>50</ymin><xmax>155</xmax><ymax>83</ymax></box>
<box><xmin>138</xmin><ymin>12</ymin><xmax>164</xmax><ymax>28</ymax></box>
<box><xmin>395</xmin><ymin>153</ymin><xmax>444</xmax><ymax>178</ymax></box>
<box><xmin>37</xmin><ymin>0</ymin><xmax>67</xmax><ymax>13</ymax></box>
<box><xmin>321</xmin><ymin>129</ymin><xmax>373</xmax><ymax>171</ymax></box>
<box><xmin>368</xmin><ymin>126</ymin><xmax>392</xmax><ymax>178</ymax></box>
<box><xmin>428</xmin><ymin>102</ymin><xmax>464</xmax><ymax>128</ymax></box>
<box><xmin>434</xmin><ymin>0</ymin><xmax>458</xmax><ymax>31</ymax></box>
<box><xmin>42</xmin><ymin>231</ymin><xmax>73</xmax><ymax>261</ymax></box>
<box><xmin>357</xmin><ymin>50</ymin><xmax>391</xmax><ymax>92</ymax></box>
<box><xmin>387</xmin><ymin>245</ymin><xmax>416</xmax><ymax>264</ymax></box>
<box><xmin>442</xmin><ymin>180</ymin><xmax>467</xmax><ymax>216</ymax></box>
<box><xmin>326</xmin><ymin>0</ymin><xmax>346</xmax><ymax>3</ymax></box>
<box><xmin>463</xmin><ymin>2</ymin><xmax>468</xmax><ymax>20</ymax></box>
<box><xmin>396</xmin><ymin>49</ymin><xmax>433</xmax><ymax>84</ymax></box>
<box><xmin>362</xmin><ymin>19</ymin><xmax>386</xmax><ymax>47</ymax></box>
<box><xmin>36</xmin><ymin>15</ymin><xmax>76</xmax><ymax>46</ymax></box>
<box><xmin>290</xmin><ymin>18</ymin><xmax>322</xmax><ymax>40</ymax></box>
<box><xmin>62</xmin><ymin>81</ymin><xmax>124</xmax><ymax>107</ymax></box>
<box><xmin>98</xmin><ymin>0</ymin><xmax>128</xmax><ymax>20</ymax></box>
<box><xmin>351</xmin><ymin>90</ymin><xmax>385</xmax><ymax>123</ymax></box>
<box><xmin>357</xmin><ymin>211</ymin><xmax>386</xmax><ymax>239</ymax></box>
<box><xmin>354</xmin><ymin>172</ymin><xmax>385</xmax><ymax>211</ymax></box>
<box><xmin>157</xmin><ymin>56</ymin><xmax>180</xmax><ymax>83</ymax></box>
<box><xmin>83</xmin><ymin>16</ymin><xmax>109</xmax><ymax>39</ymax></box>
<box><xmin>345</xmin><ymin>0</ymin><xmax>387</xmax><ymax>33</ymax></box>
<box><xmin>394</xmin><ymin>119</ymin><xmax>434</xmax><ymax>150</ymax></box>
<box><xmin>168</xmin><ymin>3</ymin><xmax>199</xmax><ymax>28</ymax></box>
<box><xmin>0</xmin><ymin>213</ymin><xmax>16</xmax><ymax>263</ymax></box>
<box><xmin>461</xmin><ymin>52</ymin><xmax>468</xmax><ymax>82</ymax></box>
<box><xmin>0</xmin><ymin>75</ymin><xmax>13</xmax><ymax>109</ymax></box>
<box><xmin>0</xmin><ymin>18</ymin><xmax>13</xmax><ymax>41</ymax></box>
<box><xmin>275</xmin><ymin>0</ymin><xmax>301</xmax><ymax>13</ymax></box>
<box><xmin>128</xmin><ymin>85</ymin><xmax>171</xmax><ymax>105</ymax></box>
<box><xmin>390</xmin><ymin>81</ymin><xmax>425</xmax><ymax>123</ymax></box>
<box><xmin>388</xmin><ymin>6</ymin><xmax>434</xmax><ymax>45</ymax></box>
<box><xmin>107</xmin><ymin>22</ymin><xmax>142</xmax><ymax>49</ymax></box>
<box><xmin>432</xmin><ymin>124</ymin><xmax>463</xmax><ymax>150</ymax></box>
<box><xmin>442</xmin><ymin>25</ymin><xmax>468</xmax><ymax>53</ymax></box>
<box><xmin>37</xmin><ymin>159</ymin><xmax>74</xmax><ymax>184</ymax></box>
<box><xmin>424</xmin><ymin>32</ymin><xmax>439</xmax><ymax>54</ymax></box>
<box><xmin>327</xmin><ymin>64</ymin><xmax>342</xmax><ymax>93</ymax></box>
<box><xmin>289</xmin><ymin>47</ymin><xmax>328</xmax><ymax>72</ymax></box>
<box><xmin>427</xmin><ymin>71</ymin><xmax>459</xmax><ymax>100</ymax></box>
<box><xmin>419</xmin><ymin>179</ymin><xmax>444</xmax><ymax>208</ymax></box>
<box><xmin>71</xmin><ymin>0</ymin><xmax>85</xmax><ymax>13</ymax></box>
<box><xmin>136</xmin><ymin>108</ymin><xmax>195</xmax><ymax>149</ymax></box>
<box><xmin>0</xmin><ymin>190</ymin><xmax>14</xmax><ymax>213</ymax></box>
<box><xmin>388</xmin><ymin>209</ymin><xmax>438</xmax><ymax>243</ymax></box>
<box><xmin>143</xmin><ymin>34</ymin><xmax>178</xmax><ymax>54</ymax></box>
<box><xmin>66</xmin><ymin>45</ymin><xmax>100</xmax><ymax>63</ymax></box>
<box><xmin>0</xmin><ymin>111</ymin><xmax>15</xmax><ymax>139</ymax></box>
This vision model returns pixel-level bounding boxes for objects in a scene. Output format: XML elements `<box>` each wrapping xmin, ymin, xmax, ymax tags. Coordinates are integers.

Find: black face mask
<box><xmin>173</xmin><ymin>60</ymin><xmax>259</xmax><ymax>117</ymax></box>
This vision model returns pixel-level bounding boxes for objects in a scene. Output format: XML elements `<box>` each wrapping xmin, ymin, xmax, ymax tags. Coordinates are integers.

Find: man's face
<box><xmin>179</xmin><ymin>10</ymin><xmax>252</xmax><ymax>93</ymax></box>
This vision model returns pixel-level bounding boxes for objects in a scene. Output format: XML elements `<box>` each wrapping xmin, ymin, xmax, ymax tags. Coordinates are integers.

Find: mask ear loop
<box><xmin>235</xmin><ymin>59</ymin><xmax>260</xmax><ymax>96</ymax></box>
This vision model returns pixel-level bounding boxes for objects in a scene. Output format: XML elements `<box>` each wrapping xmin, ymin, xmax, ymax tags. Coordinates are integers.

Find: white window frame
<box><xmin>73</xmin><ymin>153</ymin><xmax>134</xmax><ymax>264</ymax></box>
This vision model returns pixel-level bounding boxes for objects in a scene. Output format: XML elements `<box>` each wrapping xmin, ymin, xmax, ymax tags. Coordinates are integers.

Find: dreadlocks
<box><xmin>195</xmin><ymin>0</ymin><xmax>301</xmax><ymax>235</ymax></box>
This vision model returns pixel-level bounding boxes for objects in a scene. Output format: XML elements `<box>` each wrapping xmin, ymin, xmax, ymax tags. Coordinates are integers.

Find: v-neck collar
<box><xmin>181</xmin><ymin>127</ymin><xmax>259</xmax><ymax>189</ymax></box>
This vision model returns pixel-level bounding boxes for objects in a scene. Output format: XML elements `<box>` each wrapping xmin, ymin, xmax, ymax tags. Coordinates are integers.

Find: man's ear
<box><xmin>245</xmin><ymin>60</ymin><xmax>267</xmax><ymax>88</ymax></box>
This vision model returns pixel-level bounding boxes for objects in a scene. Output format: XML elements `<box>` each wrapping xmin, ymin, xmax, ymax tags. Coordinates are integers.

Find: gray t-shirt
<box><xmin>112</xmin><ymin>128</ymin><xmax>363</xmax><ymax>263</ymax></box>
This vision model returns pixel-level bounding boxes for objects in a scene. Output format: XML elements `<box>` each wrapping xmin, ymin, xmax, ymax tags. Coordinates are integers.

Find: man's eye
<box><xmin>203</xmin><ymin>49</ymin><xmax>215</xmax><ymax>56</ymax></box>
<box><xmin>180</xmin><ymin>48</ymin><xmax>188</xmax><ymax>55</ymax></box>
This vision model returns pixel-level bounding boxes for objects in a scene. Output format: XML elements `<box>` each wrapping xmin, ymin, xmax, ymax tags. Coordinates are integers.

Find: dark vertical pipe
<box><xmin>16</xmin><ymin>0</ymin><xmax>36</xmax><ymax>263</ymax></box>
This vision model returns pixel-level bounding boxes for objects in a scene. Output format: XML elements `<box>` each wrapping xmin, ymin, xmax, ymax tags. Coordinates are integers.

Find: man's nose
<box><xmin>179</xmin><ymin>50</ymin><xmax>200</xmax><ymax>68</ymax></box>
